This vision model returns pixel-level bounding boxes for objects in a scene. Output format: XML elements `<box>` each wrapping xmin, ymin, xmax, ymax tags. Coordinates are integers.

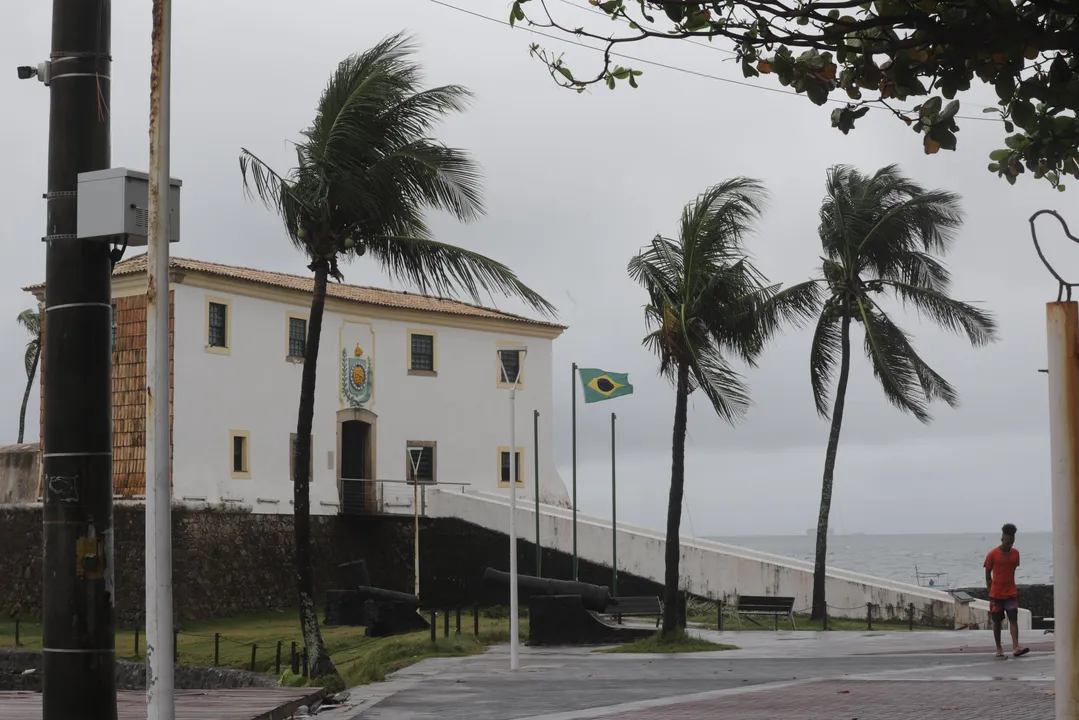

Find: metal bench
<box><xmin>604</xmin><ymin>596</ymin><xmax>662</xmax><ymax>628</ymax></box>
<box><xmin>732</xmin><ymin>595</ymin><xmax>797</xmax><ymax>630</ymax></box>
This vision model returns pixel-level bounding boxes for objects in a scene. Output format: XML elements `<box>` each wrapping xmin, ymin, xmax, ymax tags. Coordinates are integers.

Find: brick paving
<box><xmin>608</xmin><ymin>680</ymin><xmax>1055</xmax><ymax>720</ymax></box>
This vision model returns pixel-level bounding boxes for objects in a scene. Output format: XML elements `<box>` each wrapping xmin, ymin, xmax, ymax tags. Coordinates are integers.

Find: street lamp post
<box><xmin>498</xmin><ymin>345</ymin><xmax>528</xmax><ymax>671</ymax></box>
<box><xmin>408</xmin><ymin>447</ymin><xmax>424</xmax><ymax>600</ymax></box>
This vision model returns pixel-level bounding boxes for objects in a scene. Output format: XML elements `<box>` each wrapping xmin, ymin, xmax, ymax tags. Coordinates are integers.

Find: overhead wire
<box><xmin>427</xmin><ymin>0</ymin><xmax>1000</xmax><ymax>123</ymax></box>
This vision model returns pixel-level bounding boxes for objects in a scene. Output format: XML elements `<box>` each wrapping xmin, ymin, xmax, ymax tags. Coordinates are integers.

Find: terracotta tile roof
<box><xmin>25</xmin><ymin>254</ymin><xmax>565</xmax><ymax>331</ymax></box>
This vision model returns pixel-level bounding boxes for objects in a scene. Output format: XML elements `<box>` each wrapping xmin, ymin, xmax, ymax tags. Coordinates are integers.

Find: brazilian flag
<box><xmin>578</xmin><ymin>368</ymin><xmax>633</xmax><ymax>403</ymax></box>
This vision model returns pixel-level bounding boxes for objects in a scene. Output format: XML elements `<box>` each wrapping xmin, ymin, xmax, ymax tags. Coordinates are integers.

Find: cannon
<box><xmin>355</xmin><ymin>585</ymin><xmax>419</xmax><ymax>606</ymax></box>
<box><xmin>482</xmin><ymin>568</ymin><xmax>614</xmax><ymax>613</ymax></box>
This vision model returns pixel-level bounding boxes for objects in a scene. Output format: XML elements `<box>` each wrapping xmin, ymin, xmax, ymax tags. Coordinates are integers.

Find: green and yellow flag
<box><xmin>578</xmin><ymin>368</ymin><xmax>633</xmax><ymax>403</ymax></box>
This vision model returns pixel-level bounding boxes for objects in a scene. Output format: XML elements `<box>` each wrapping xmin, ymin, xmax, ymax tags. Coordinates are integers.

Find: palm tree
<box><xmin>239</xmin><ymin>33</ymin><xmax>554</xmax><ymax>678</ymax></box>
<box><xmin>628</xmin><ymin>179</ymin><xmax>815</xmax><ymax>635</ymax></box>
<box><xmin>16</xmin><ymin>308</ymin><xmax>42</xmax><ymax>445</ymax></box>
<box><xmin>777</xmin><ymin>165</ymin><xmax>998</xmax><ymax>620</ymax></box>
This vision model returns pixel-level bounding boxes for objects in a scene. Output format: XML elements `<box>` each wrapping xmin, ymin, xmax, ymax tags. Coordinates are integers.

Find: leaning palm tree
<box><xmin>628</xmin><ymin>179</ymin><xmax>815</xmax><ymax>635</ymax></box>
<box><xmin>777</xmin><ymin>165</ymin><xmax>998</xmax><ymax>620</ymax></box>
<box><xmin>16</xmin><ymin>307</ymin><xmax>41</xmax><ymax>445</ymax></box>
<box><xmin>239</xmin><ymin>33</ymin><xmax>554</xmax><ymax>678</ymax></box>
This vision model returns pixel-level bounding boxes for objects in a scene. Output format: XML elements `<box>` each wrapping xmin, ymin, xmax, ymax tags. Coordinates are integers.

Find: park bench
<box><xmin>732</xmin><ymin>595</ymin><xmax>797</xmax><ymax>631</ymax></box>
<box><xmin>603</xmin><ymin>596</ymin><xmax>662</xmax><ymax>628</ymax></box>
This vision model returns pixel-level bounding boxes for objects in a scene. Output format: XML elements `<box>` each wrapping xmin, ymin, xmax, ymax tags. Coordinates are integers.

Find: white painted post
<box><xmin>499</xmin><ymin>346</ymin><xmax>528</xmax><ymax>671</ymax></box>
<box><xmin>408</xmin><ymin>447</ymin><xmax>424</xmax><ymax>600</ymax></box>
<box><xmin>146</xmin><ymin>0</ymin><xmax>174</xmax><ymax>717</ymax></box>
<box><xmin>1047</xmin><ymin>301</ymin><xmax>1079</xmax><ymax>720</ymax></box>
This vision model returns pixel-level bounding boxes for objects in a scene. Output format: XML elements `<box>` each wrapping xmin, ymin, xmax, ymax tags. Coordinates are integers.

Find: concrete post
<box><xmin>1046</xmin><ymin>301</ymin><xmax>1079</xmax><ymax>719</ymax></box>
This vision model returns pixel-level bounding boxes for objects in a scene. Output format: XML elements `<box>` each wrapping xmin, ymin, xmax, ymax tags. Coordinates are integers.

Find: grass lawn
<box><xmin>599</xmin><ymin>630</ymin><xmax>737</xmax><ymax>654</ymax></box>
<box><xmin>0</xmin><ymin>609</ymin><xmax>526</xmax><ymax>688</ymax></box>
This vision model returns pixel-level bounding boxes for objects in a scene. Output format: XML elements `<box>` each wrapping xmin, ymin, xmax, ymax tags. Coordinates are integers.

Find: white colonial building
<box><xmin>27</xmin><ymin>254</ymin><xmax>570</xmax><ymax>516</ymax></box>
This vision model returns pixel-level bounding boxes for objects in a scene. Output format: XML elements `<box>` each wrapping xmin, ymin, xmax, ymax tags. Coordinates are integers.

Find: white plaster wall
<box><xmin>171</xmin><ymin>281</ymin><xmax>569</xmax><ymax>514</ymax></box>
<box><xmin>427</xmin><ymin>488</ymin><xmax>1031</xmax><ymax>631</ymax></box>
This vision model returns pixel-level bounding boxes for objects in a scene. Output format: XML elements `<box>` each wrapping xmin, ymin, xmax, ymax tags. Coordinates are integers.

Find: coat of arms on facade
<box><xmin>342</xmin><ymin>343</ymin><xmax>373</xmax><ymax>407</ymax></box>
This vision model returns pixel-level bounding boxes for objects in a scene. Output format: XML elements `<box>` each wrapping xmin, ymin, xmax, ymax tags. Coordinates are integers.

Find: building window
<box><xmin>497</xmin><ymin>349</ymin><xmax>523</xmax><ymax>387</ymax></box>
<box><xmin>288</xmin><ymin>315</ymin><xmax>307</xmax><ymax>359</ymax></box>
<box><xmin>206</xmin><ymin>296</ymin><xmax>231</xmax><ymax>354</ymax></box>
<box><xmin>407</xmin><ymin>330</ymin><xmax>437</xmax><ymax>376</ymax></box>
<box><xmin>289</xmin><ymin>433</ymin><xmax>313</xmax><ymax>482</ymax></box>
<box><xmin>111</xmin><ymin>304</ymin><xmax>117</xmax><ymax>352</ymax></box>
<box><xmin>230</xmin><ymin>430</ymin><xmax>250</xmax><ymax>479</ymax></box>
<box><xmin>498</xmin><ymin>446</ymin><xmax>525</xmax><ymax>487</ymax></box>
<box><xmin>406</xmin><ymin>442</ymin><xmax>436</xmax><ymax>484</ymax></box>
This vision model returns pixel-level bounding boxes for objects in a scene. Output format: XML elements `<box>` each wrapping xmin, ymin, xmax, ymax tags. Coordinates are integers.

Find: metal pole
<box><xmin>509</xmin><ymin>383</ymin><xmax>520</xmax><ymax>670</ymax></box>
<box><xmin>147</xmin><ymin>1</ymin><xmax>175</xmax><ymax>717</ymax></box>
<box><xmin>1046</xmin><ymin>301</ymin><xmax>1079</xmax><ymax>720</ymax></box>
<box><xmin>534</xmin><ymin>409</ymin><xmax>541</xmax><ymax>578</ymax></box>
<box><xmin>413</xmin><ymin>464</ymin><xmax>420</xmax><ymax>599</ymax></box>
<box><xmin>571</xmin><ymin>362</ymin><xmax>578</xmax><ymax>580</ymax></box>
<box><xmin>611</xmin><ymin>412</ymin><xmax>617</xmax><ymax>597</ymax></box>
<box><xmin>40</xmin><ymin>0</ymin><xmax>116</xmax><ymax>716</ymax></box>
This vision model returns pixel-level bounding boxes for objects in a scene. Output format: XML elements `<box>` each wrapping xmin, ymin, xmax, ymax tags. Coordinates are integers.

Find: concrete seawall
<box><xmin>428</xmin><ymin>489</ymin><xmax>1031</xmax><ymax>630</ymax></box>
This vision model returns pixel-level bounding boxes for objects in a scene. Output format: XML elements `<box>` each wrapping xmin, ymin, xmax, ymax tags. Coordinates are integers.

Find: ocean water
<box><xmin>710</xmin><ymin>532</ymin><xmax>1054</xmax><ymax>588</ymax></box>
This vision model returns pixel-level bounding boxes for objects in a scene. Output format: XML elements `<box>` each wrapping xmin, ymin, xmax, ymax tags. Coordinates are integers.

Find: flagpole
<box><xmin>534</xmin><ymin>409</ymin><xmax>541</xmax><ymax>578</ymax></box>
<box><xmin>571</xmin><ymin>362</ymin><xmax>578</xmax><ymax>581</ymax></box>
<box><xmin>611</xmin><ymin>411</ymin><xmax>617</xmax><ymax>597</ymax></box>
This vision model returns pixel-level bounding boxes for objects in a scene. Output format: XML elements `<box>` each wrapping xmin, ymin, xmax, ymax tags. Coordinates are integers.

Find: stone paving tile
<box><xmin>607</xmin><ymin>680</ymin><xmax>1056</xmax><ymax>720</ymax></box>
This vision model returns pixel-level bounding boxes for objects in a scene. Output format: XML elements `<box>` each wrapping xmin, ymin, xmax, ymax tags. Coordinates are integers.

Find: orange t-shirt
<box><xmin>985</xmin><ymin>547</ymin><xmax>1020</xmax><ymax>599</ymax></box>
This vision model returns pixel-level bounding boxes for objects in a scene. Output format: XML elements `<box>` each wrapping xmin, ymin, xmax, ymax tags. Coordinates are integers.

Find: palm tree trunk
<box><xmin>295</xmin><ymin>258</ymin><xmax>338</xmax><ymax>679</ymax></box>
<box><xmin>17</xmin><ymin>344</ymin><xmax>40</xmax><ymax>444</ymax></box>
<box><xmin>811</xmin><ymin>313</ymin><xmax>853</xmax><ymax>621</ymax></box>
<box><xmin>662</xmin><ymin>360</ymin><xmax>690</xmax><ymax>635</ymax></box>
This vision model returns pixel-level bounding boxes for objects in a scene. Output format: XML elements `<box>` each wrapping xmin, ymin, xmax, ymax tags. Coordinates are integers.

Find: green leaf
<box><xmin>557</xmin><ymin>66</ymin><xmax>574</xmax><ymax>82</ymax></box>
<box><xmin>598</xmin><ymin>0</ymin><xmax>620</xmax><ymax>12</ymax></box>
<box><xmin>510</xmin><ymin>1</ymin><xmax>524</xmax><ymax>26</ymax></box>
<box><xmin>989</xmin><ymin>149</ymin><xmax>1011</xmax><ymax>161</ymax></box>
<box><xmin>939</xmin><ymin>99</ymin><xmax>960</xmax><ymax>121</ymax></box>
<box><xmin>1059</xmin><ymin>184</ymin><xmax>1067</xmax><ymax>192</ymax></box>
<box><xmin>1004</xmin><ymin>120</ymin><xmax>1015</xmax><ymax>133</ymax></box>
<box><xmin>606</xmin><ymin>75</ymin><xmax>616</xmax><ymax>90</ymax></box>
<box><xmin>628</xmin><ymin>74</ymin><xmax>638</xmax><ymax>89</ymax></box>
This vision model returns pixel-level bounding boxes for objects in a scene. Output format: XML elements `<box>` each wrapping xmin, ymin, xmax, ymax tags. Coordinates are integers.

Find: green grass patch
<box><xmin>599</xmin><ymin>630</ymin><xmax>737</xmax><ymax>654</ymax></box>
<box><xmin>0</xmin><ymin>609</ymin><xmax>527</xmax><ymax>687</ymax></box>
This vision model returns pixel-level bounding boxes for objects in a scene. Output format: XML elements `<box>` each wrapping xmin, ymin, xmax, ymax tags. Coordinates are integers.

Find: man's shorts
<box><xmin>990</xmin><ymin>596</ymin><xmax>1019</xmax><ymax>620</ymax></box>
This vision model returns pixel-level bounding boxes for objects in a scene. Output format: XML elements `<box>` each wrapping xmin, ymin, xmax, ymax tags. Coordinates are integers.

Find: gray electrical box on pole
<box><xmin>76</xmin><ymin>167</ymin><xmax>182</xmax><ymax>245</ymax></box>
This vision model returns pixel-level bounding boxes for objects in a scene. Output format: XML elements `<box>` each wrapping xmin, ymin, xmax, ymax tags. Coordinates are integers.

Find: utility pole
<box><xmin>37</xmin><ymin>0</ymin><xmax>116</xmax><ymax>718</ymax></box>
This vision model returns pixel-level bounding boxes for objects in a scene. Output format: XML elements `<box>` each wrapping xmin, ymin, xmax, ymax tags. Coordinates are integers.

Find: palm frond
<box><xmin>17</xmin><ymin>309</ymin><xmax>41</xmax><ymax>337</ymax></box>
<box><xmin>809</xmin><ymin>309</ymin><xmax>843</xmax><ymax>418</ymax></box>
<box><xmin>238</xmin><ymin>149</ymin><xmax>315</xmax><ymax>254</ymax></box>
<box><xmin>364</xmin><ymin>235</ymin><xmax>555</xmax><ymax>316</ymax></box>
<box><xmin>24</xmin><ymin>344</ymin><xmax>38</xmax><ymax>380</ymax></box>
<box><xmin>754</xmin><ymin>280</ymin><xmax>824</xmax><ymax>347</ymax></box>
<box><xmin>883</xmin><ymin>280</ymin><xmax>998</xmax><ymax>347</ymax></box>
<box><xmin>857</xmin><ymin>300</ymin><xmax>932</xmax><ymax>422</ymax></box>
<box><xmin>887</xmin><ymin>251</ymin><xmax>952</xmax><ymax>292</ymax></box>
<box><xmin>687</xmin><ymin>339</ymin><xmax>752</xmax><ymax>424</ymax></box>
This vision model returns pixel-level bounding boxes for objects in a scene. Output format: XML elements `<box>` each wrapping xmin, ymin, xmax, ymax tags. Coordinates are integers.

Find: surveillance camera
<box><xmin>16</xmin><ymin>66</ymin><xmax>37</xmax><ymax>80</ymax></box>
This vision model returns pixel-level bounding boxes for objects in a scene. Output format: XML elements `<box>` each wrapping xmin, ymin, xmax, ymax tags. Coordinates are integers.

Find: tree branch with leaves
<box><xmin>512</xmin><ymin>0</ymin><xmax>1079</xmax><ymax>190</ymax></box>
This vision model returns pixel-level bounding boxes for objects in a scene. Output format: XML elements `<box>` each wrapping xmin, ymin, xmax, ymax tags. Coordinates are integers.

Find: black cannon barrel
<box><xmin>483</xmin><ymin>568</ymin><xmax>614</xmax><ymax>612</ymax></box>
<box><xmin>355</xmin><ymin>585</ymin><xmax>419</xmax><ymax>606</ymax></box>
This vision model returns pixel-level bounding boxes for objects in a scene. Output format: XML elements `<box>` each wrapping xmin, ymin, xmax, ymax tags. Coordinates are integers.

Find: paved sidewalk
<box><xmin>328</xmin><ymin>631</ymin><xmax>1056</xmax><ymax>719</ymax></box>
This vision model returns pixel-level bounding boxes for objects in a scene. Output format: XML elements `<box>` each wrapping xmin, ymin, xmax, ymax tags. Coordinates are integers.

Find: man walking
<box><xmin>985</xmin><ymin>523</ymin><xmax>1029</xmax><ymax>658</ymax></box>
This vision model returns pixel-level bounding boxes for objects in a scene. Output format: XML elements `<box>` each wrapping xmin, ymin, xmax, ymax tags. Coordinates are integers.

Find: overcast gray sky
<box><xmin>2</xmin><ymin>0</ymin><xmax>1067</xmax><ymax>537</ymax></box>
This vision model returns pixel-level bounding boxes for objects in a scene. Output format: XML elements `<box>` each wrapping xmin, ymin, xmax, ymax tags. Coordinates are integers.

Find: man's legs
<box><xmin>991</xmin><ymin>611</ymin><xmax>1005</xmax><ymax>657</ymax></box>
<box><xmin>1008</xmin><ymin>610</ymin><xmax>1020</xmax><ymax>651</ymax></box>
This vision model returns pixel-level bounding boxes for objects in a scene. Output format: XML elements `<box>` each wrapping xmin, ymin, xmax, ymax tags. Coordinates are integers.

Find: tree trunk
<box><xmin>17</xmin><ymin>343</ymin><xmax>40</xmax><ymax>445</ymax></box>
<box><xmin>661</xmin><ymin>360</ymin><xmax>690</xmax><ymax>636</ymax></box>
<box><xmin>811</xmin><ymin>312</ymin><xmax>852</xmax><ymax>621</ymax></box>
<box><xmin>295</xmin><ymin>259</ymin><xmax>338</xmax><ymax>679</ymax></box>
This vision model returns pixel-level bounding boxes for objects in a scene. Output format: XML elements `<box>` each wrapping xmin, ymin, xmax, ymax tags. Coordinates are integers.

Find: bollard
<box><xmin>135</xmin><ymin>626</ymin><xmax>140</xmax><ymax>658</ymax></box>
<box><xmin>14</xmin><ymin>619</ymin><xmax>19</xmax><ymax>647</ymax></box>
<box><xmin>291</xmin><ymin>642</ymin><xmax>298</xmax><ymax>674</ymax></box>
<box><xmin>718</xmin><ymin>602</ymin><xmax>724</xmax><ymax>632</ymax></box>
<box><xmin>214</xmin><ymin>633</ymin><xmax>220</xmax><ymax>666</ymax></box>
<box><xmin>302</xmin><ymin>648</ymin><xmax>308</xmax><ymax>678</ymax></box>
<box><xmin>250</xmin><ymin>644</ymin><xmax>258</xmax><ymax>672</ymax></box>
<box><xmin>908</xmin><ymin>603</ymin><xmax>915</xmax><ymax>631</ymax></box>
<box><xmin>823</xmin><ymin>611</ymin><xmax>829</xmax><ymax>631</ymax></box>
<box><xmin>867</xmin><ymin>603</ymin><xmax>873</xmax><ymax>631</ymax></box>
<box><xmin>276</xmin><ymin>640</ymin><xmax>283</xmax><ymax>675</ymax></box>
<box><xmin>456</xmin><ymin>606</ymin><xmax>462</xmax><ymax>635</ymax></box>
<box><xmin>174</xmin><ymin>629</ymin><xmax>179</xmax><ymax>663</ymax></box>
<box><xmin>474</xmin><ymin>605</ymin><xmax>480</xmax><ymax>636</ymax></box>
<box><xmin>430</xmin><ymin>611</ymin><xmax>437</xmax><ymax>643</ymax></box>
<box><xmin>444</xmin><ymin>608</ymin><xmax>449</xmax><ymax>638</ymax></box>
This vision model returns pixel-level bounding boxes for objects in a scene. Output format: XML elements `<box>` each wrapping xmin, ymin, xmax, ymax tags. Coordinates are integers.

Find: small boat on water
<box><xmin>914</xmin><ymin>565</ymin><xmax>951</xmax><ymax>589</ymax></box>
